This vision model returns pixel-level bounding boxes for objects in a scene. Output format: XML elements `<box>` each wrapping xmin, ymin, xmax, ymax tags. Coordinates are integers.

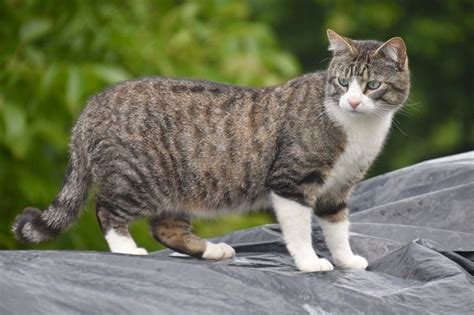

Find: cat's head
<box><xmin>325</xmin><ymin>29</ymin><xmax>410</xmax><ymax>118</ymax></box>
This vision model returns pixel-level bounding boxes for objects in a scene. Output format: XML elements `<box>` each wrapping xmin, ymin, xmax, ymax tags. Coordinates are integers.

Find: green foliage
<box><xmin>0</xmin><ymin>0</ymin><xmax>472</xmax><ymax>251</ymax></box>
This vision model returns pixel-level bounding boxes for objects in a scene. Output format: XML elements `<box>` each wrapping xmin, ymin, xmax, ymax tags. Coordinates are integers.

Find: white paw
<box><xmin>105</xmin><ymin>229</ymin><xmax>148</xmax><ymax>255</ymax></box>
<box><xmin>296</xmin><ymin>257</ymin><xmax>334</xmax><ymax>273</ymax></box>
<box><xmin>131</xmin><ymin>247</ymin><xmax>149</xmax><ymax>255</ymax></box>
<box><xmin>335</xmin><ymin>255</ymin><xmax>368</xmax><ymax>270</ymax></box>
<box><xmin>114</xmin><ymin>247</ymin><xmax>148</xmax><ymax>255</ymax></box>
<box><xmin>202</xmin><ymin>242</ymin><xmax>236</xmax><ymax>260</ymax></box>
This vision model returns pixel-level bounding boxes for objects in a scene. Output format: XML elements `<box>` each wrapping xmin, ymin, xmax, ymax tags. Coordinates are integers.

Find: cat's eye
<box><xmin>338</xmin><ymin>78</ymin><xmax>349</xmax><ymax>87</ymax></box>
<box><xmin>367</xmin><ymin>80</ymin><xmax>381</xmax><ymax>90</ymax></box>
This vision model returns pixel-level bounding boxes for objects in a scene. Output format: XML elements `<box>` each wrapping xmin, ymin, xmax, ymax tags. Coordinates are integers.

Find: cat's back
<box><xmin>80</xmin><ymin>76</ymin><xmax>275</xmax><ymax>129</ymax></box>
<box><xmin>88</xmin><ymin>76</ymin><xmax>256</xmax><ymax>108</ymax></box>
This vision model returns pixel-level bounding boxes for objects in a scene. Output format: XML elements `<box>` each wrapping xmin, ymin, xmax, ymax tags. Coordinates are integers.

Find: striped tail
<box><xmin>12</xmin><ymin>159</ymin><xmax>91</xmax><ymax>243</ymax></box>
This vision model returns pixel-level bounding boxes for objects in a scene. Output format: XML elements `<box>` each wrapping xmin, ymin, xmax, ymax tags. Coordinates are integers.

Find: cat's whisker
<box><xmin>377</xmin><ymin>103</ymin><xmax>416</xmax><ymax>118</ymax></box>
<box><xmin>396</xmin><ymin>112</ymin><xmax>413</xmax><ymax>118</ymax></box>
<box><xmin>405</xmin><ymin>101</ymin><xmax>421</xmax><ymax>107</ymax></box>
<box><xmin>395</xmin><ymin>108</ymin><xmax>415</xmax><ymax>117</ymax></box>
<box><xmin>319</xmin><ymin>57</ymin><xmax>332</xmax><ymax>64</ymax></box>
<box><xmin>391</xmin><ymin>117</ymin><xmax>407</xmax><ymax>136</ymax></box>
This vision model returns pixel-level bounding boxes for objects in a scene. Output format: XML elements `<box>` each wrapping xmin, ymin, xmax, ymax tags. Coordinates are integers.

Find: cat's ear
<box><xmin>374</xmin><ymin>37</ymin><xmax>407</xmax><ymax>68</ymax></box>
<box><xmin>327</xmin><ymin>29</ymin><xmax>357</xmax><ymax>55</ymax></box>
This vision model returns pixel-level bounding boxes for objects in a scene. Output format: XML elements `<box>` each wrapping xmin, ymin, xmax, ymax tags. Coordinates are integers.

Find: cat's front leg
<box><xmin>271</xmin><ymin>192</ymin><xmax>333</xmax><ymax>272</ymax></box>
<box><xmin>315</xmin><ymin>204</ymin><xmax>368</xmax><ymax>270</ymax></box>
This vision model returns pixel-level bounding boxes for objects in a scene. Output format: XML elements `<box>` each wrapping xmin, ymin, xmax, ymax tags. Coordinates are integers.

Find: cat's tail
<box><xmin>12</xmin><ymin>157</ymin><xmax>91</xmax><ymax>243</ymax></box>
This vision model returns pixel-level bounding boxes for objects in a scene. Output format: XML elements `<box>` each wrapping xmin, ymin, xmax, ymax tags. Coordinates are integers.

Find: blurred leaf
<box><xmin>1</xmin><ymin>102</ymin><xmax>29</xmax><ymax>158</ymax></box>
<box><xmin>34</xmin><ymin>119</ymin><xmax>68</xmax><ymax>151</ymax></box>
<box><xmin>92</xmin><ymin>65</ymin><xmax>131</xmax><ymax>84</ymax></box>
<box><xmin>431</xmin><ymin>120</ymin><xmax>461</xmax><ymax>151</ymax></box>
<box><xmin>40</xmin><ymin>64</ymin><xmax>59</xmax><ymax>95</ymax></box>
<box><xmin>3</xmin><ymin>104</ymin><xmax>25</xmax><ymax>139</ymax></box>
<box><xmin>23</xmin><ymin>46</ymin><xmax>46</xmax><ymax>66</ymax></box>
<box><xmin>66</xmin><ymin>67</ymin><xmax>82</xmax><ymax>114</ymax></box>
<box><xmin>267</xmin><ymin>52</ymin><xmax>299</xmax><ymax>77</ymax></box>
<box><xmin>20</xmin><ymin>18</ymin><xmax>52</xmax><ymax>42</ymax></box>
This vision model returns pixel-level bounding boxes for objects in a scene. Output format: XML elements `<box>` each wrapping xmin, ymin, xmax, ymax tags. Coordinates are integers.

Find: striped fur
<box><xmin>12</xmin><ymin>31</ymin><xmax>410</xmax><ymax>267</ymax></box>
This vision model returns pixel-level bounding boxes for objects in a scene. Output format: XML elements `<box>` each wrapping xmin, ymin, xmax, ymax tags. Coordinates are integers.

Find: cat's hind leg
<box><xmin>96</xmin><ymin>200</ymin><xmax>148</xmax><ymax>255</ymax></box>
<box><xmin>150</xmin><ymin>215</ymin><xmax>235</xmax><ymax>260</ymax></box>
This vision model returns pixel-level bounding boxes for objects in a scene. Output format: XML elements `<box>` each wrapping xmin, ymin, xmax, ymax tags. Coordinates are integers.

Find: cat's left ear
<box><xmin>374</xmin><ymin>37</ymin><xmax>407</xmax><ymax>69</ymax></box>
<box><xmin>327</xmin><ymin>29</ymin><xmax>357</xmax><ymax>55</ymax></box>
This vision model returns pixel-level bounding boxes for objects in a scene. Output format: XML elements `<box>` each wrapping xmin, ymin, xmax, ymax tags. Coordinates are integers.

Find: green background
<box><xmin>1</xmin><ymin>0</ymin><xmax>472</xmax><ymax>251</ymax></box>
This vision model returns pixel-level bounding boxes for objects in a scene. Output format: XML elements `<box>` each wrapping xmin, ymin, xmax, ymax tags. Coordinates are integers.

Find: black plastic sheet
<box><xmin>1</xmin><ymin>152</ymin><xmax>473</xmax><ymax>314</ymax></box>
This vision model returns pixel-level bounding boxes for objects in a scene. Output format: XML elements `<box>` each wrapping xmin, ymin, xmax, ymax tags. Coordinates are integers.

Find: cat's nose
<box><xmin>348</xmin><ymin>97</ymin><xmax>361</xmax><ymax>109</ymax></box>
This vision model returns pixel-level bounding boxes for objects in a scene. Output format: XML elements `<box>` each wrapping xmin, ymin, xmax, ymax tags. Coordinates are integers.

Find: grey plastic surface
<box><xmin>1</xmin><ymin>152</ymin><xmax>473</xmax><ymax>314</ymax></box>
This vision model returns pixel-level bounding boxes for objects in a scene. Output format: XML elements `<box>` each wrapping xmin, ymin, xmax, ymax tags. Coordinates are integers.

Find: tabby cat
<box><xmin>13</xmin><ymin>30</ymin><xmax>410</xmax><ymax>272</ymax></box>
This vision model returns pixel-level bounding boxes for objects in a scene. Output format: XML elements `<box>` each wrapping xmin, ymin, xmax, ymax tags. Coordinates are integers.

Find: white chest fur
<box><xmin>320</xmin><ymin>112</ymin><xmax>393</xmax><ymax>196</ymax></box>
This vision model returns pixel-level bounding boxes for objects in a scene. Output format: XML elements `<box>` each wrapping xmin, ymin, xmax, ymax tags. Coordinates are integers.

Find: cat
<box><xmin>13</xmin><ymin>29</ymin><xmax>410</xmax><ymax>272</ymax></box>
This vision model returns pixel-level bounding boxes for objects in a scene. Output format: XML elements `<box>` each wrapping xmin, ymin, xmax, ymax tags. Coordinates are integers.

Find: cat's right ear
<box><xmin>373</xmin><ymin>37</ymin><xmax>407</xmax><ymax>69</ymax></box>
<box><xmin>327</xmin><ymin>29</ymin><xmax>357</xmax><ymax>55</ymax></box>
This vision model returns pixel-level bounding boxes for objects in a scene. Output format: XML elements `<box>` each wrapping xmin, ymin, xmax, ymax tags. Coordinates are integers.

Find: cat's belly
<box><xmin>179</xmin><ymin>194</ymin><xmax>270</xmax><ymax>216</ymax></box>
<box><xmin>221</xmin><ymin>196</ymin><xmax>270</xmax><ymax>213</ymax></box>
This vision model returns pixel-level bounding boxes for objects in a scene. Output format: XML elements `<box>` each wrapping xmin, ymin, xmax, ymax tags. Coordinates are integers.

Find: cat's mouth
<box><xmin>348</xmin><ymin>111</ymin><xmax>364</xmax><ymax>115</ymax></box>
<box><xmin>340</xmin><ymin>107</ymin><xmax>365</xmax><ymax>115</ymax></box>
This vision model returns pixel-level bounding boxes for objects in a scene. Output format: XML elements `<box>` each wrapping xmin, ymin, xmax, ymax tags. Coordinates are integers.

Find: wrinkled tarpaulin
<box><xmin>1</xmin><ymin>152</ymin><xmax>473</xmax><ymax>314</ymax></box>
